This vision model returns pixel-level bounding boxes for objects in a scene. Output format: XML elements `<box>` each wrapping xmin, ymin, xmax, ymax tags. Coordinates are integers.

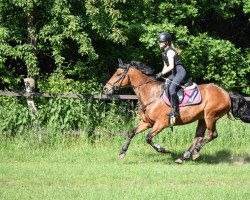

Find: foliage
<box><xmin>181</xmin><ymin>34</ymin><xmax>250</xmax><ymax>93</ymax></box>
<box><xmin>0</xmin><ymin>97</ymin><xmax>31</xmax><ymax>135</ymax></box>
<box><xmin>85</xmin><ymin>0</ymin><xmax>128</xmax><ymax>44</ymax></box>
<box><xmin>0</xmin><ymin>0</ymin><xmax>249</xmax><ymax>136</ymax></box>
<box><xmin>0</xmin><ymin>94</ymin><xmax>134</xmax><ymax>136</ymax></box>
<box><xmin>0</xmin><ymin>0</ymin><xmax>249</xmax><ymax>94</ymax></box>
<box><xmin>138</xmin><ymin>0</ymin><xmax>250</xmax><ymax>94</ymax></box>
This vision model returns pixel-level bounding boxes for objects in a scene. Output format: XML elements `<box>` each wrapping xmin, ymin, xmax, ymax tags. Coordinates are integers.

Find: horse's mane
<box><xmin>130</xmin><ymin>61</ymin><xmax>155</xmax><ymax>76</ymax></box>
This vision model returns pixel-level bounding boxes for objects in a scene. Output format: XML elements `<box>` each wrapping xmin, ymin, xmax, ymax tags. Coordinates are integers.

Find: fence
<box><xmin>0</xmin><ymin>91</ymin><xmax>138</xmax><ymax>100</ymax></box>
<box><xmin>0</xmin><ymin>91</ymin><xmax>250</xmax><ymax>101</ymax></box>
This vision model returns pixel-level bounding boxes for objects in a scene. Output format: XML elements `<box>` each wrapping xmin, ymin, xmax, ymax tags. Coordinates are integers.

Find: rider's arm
<box><xmin>162</xmin><ymin>50</ymin><xmax>175</xmax><ymax>75</ymax></box>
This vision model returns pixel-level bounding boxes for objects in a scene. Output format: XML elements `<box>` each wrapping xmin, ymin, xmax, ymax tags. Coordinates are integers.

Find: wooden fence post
<box><xmin>24</xmin><ymin>77</ymin><xmax>41</xmax><ymax>141</ymax></box>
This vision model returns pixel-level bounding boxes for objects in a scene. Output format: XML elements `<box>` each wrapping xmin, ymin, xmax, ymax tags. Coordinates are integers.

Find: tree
<box><xmin>0</xmin><ymin>0</ymin><xmax>127</xmax><ymax>90</ymax></box>
<box><xmin>0</xmin><ymin>0</ymin><xmax>249</xmax><ymax>94</ymax></box>
<box><xmin>138</xmin><ymin>0</ymin><xmax>250</xmax><ymax>94</ymax></box>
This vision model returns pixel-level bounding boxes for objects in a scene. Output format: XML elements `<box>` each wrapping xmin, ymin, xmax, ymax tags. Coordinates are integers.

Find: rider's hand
<box><xmin>155</xmin><ymin>72</ymin><xmax>163</xmax><ymax>80</ymax></box>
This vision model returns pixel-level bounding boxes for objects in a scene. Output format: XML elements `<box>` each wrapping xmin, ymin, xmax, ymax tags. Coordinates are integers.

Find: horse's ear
<box><xmin>118</xmin><ymin>58</ymin><xmax>123</xmax><ymax>65</ymax></box>
<box><xmin>118</xmin><ymin>58</ymin><xmax>127</xmax><ymax>69</ymax></box>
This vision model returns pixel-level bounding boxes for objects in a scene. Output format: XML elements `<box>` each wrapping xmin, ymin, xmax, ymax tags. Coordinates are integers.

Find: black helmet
<box><xmin>157</xmin><ymin>32</ymin><xmax>171</xmax><ymax>43</ymax></box>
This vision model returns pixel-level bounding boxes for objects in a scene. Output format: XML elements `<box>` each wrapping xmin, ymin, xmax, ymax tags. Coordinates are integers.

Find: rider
<box><xmin>155</xmin><ymin>32</ymin><xmax>186</xmax><ymax>118</ymax></box>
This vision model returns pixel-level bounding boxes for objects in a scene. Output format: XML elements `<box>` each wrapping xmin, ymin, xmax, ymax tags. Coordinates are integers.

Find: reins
<box><xmin>137</xmin><ymin>87</ymin><xmax>165</xmax><ymax>112</ymax></box>
<box><xmin>132</xmin><ymin>79</ymin><xmax>157</xmax><ymax>89</ymax></box>
<box><xmin>106</xmin><ymin>65</ymin><xmax>173</xmax><ymax>112</ymax></box>
<box><xmin>163</xmin><ymin>77</ymin><xmax>185</xmax><ymax>90</ymax></box>
<box><xmin>132</xmin><ymin>79</ymin><xmax>164</xmax><ymax>112</ymax></box>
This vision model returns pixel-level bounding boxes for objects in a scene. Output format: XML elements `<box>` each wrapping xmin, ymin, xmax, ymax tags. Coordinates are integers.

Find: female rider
<box><xmin>155</xmin><ymin>32</ymin><xmax>186</xmax><ymax>118</ymax></box>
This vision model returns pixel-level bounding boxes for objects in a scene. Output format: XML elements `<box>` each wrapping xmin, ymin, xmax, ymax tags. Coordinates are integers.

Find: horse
<box><xmin>103</xmin><ymin>60</ymin><xmax>250</xmax><ymax>163</ymax></box>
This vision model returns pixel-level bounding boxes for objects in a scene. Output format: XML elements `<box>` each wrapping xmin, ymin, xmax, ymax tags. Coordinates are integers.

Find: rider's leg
<box><xmin>167</xmin><ymin>92</ymin><xmax>179</xmax><ymax>117</ymax></box>
<box><xmin>168</xmin><ymin>68</ymin><xmax>186</xmax><ymax>117</ymax></box>
<box><xmin>164</xmin><ymin>74</ymin><xmax>174</xmax><ymax>98</ymax></box>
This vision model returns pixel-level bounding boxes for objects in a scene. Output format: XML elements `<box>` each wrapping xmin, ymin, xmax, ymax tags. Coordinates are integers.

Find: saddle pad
<box><xmin>162</xmin><ymin>83</ymin><xmax>202</xmax><ymax>107</ymax></box>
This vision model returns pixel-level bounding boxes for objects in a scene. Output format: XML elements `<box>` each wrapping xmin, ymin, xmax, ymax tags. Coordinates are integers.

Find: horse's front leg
<box><xmin>145</xmin><ymin>121</ymin><xmax>171</xmax><ymax>154</ymax></box>
<box><xmin>119</xmin><ymin>120</ymin><xmax>151</xmax><ymax>159</ymax></box>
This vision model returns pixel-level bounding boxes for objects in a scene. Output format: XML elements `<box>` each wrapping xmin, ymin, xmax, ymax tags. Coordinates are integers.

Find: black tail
<box><xmin>229</xmin><ymin>92</ymin><xmax>250</xmax><ymax>123</ymax></box>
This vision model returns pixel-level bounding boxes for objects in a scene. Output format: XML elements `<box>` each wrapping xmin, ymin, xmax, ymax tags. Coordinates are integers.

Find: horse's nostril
<box><xmin>103</xmin><ymin>87</ymin><xmax>109</xmax><ymax>94</ymax></box>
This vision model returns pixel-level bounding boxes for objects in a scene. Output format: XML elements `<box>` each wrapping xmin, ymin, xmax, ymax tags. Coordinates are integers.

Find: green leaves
<box><xmin>0</xmin><ymin>0</ymin><xmax>126</xmax><ymax>81</ymax></box>
<box><xmin>181</xmin><ymin>34</ymin><xmax>250</xmax><ymax>92</ymax></box>
<box><xmin>0</xmin><ymin>0</ymin><xmax>249</xmax><ymax>95</ymax></box>
<box><xmin>158</xmin><ymin>1</ymin><xmax>199</xmax><ymax>23</ymax></box>
<box><xmin>85</xmin><ymin>0</ymin><xmax>127</xmax><ymax>44</ymax></box>
<box><xmin>242</xmin><ymin>0</ymin><xmax>250</xmax><ymax>13</ymax></box>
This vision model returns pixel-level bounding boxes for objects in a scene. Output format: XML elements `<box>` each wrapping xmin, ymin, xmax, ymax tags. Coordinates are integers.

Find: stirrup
<box><xmin>167</xmin><ymin>111</ymin><xmax>179</xmax><ymax>118</ymax></box>
<box><xmin>169</xmin><ymin>115</ymin><xmax>176</xmax><ymax>127</ymax></box>
<box><xmin>167</xmin><ymin>111</ymin><xmax>179</xmax><ymax>127</ymax></box>
<box><xmin>167</xmin><ymin>112</ymin><xmax>174</xmax><ymax>117</ymax></box>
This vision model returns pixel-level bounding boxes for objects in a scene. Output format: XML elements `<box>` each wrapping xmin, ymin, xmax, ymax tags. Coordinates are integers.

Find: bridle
<box><xmin>105</xmin><ymin>65</ymin><xmax>130</xmax><ymax>93</ymax></box>
<box><xmin>106</xmin><ymin>64</ymin><xmax>164</xmax><ymax>112</ymax></box>
<box><xmin>106</xmin><ymin>65</ymin><xmax>158</xmax><ymax>92</ymax></box>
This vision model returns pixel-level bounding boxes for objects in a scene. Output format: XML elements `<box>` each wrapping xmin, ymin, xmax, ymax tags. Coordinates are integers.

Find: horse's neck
<box><xmin>129</xmin><ymin>68</ymin><xmax>163</xmax><ymax>106</ymax></box>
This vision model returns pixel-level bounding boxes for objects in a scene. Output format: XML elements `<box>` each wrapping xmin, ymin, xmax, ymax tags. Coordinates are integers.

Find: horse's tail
<box><xmin>229</xmin><ymin>92</ymin><xmax>250</xmax><ymax>123</ymax></box>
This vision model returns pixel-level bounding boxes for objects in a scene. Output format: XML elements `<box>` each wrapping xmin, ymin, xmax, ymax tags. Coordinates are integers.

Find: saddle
<box><xmin>162</xmin><ymin>79</ymin><xmax>202</xmax><ymax>107</ymax></box>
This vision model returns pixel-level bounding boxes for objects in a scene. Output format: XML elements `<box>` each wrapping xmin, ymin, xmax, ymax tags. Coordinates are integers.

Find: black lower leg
<box><xmin>119</xmin><ymin>132</ymin><xmax>135</xmax><ymax>155</ymax></box>
<box><xmin>191</xmin><ymin>133</ymin><xmax>217</xmax><ymax>157</ymax></box>
<box><xmin>182</xmin><ymin>137</ymin><xmax>203</xmax><ymax>160</ymax></box>
<box><xmin>196</xmin><ymin>135</ymin><xmax>215</xmax><ymax>150</ymax></box>
<box><xmin>146</xmin><ymin>136</ymin><xmax>168</xmax><ymax>153</ymax></box>
<box><xmin>119</xmin><ymin>140</ymin><xmax>131</xmax><ymax>155</ymax></box>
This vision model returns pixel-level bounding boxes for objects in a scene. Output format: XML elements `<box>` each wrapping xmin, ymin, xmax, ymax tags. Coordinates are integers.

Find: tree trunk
<box><xmin>25</xmin><ymin>8</ymin><xmax>41</xmax><ymax>140</ymax></box>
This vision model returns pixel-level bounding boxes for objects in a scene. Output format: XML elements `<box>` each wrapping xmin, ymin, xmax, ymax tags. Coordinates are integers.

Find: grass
<box><xmin>0</xmin><ymin>118</ymin><xmax>249</xmax><ymax>200</ymax></box>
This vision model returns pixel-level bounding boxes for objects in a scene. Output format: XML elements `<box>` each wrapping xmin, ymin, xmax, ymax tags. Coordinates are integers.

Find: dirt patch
<box><xmin>229</xmin><ymin>156</ymin><xmax>250</xmax><ymax>166</ymax></box>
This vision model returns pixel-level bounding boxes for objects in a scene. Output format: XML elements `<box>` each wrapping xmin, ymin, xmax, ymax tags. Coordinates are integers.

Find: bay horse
<box><xmin>103</xmin><ymin>60</ymin><xmax>250</xmax><ymax>163</ymax></box>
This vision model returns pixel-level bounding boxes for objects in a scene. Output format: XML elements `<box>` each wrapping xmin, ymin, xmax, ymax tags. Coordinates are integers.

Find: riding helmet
<box><xmin>157</xmin><ymin>32</ymin><xmax>172</xmax><ymax>44</ymax></box>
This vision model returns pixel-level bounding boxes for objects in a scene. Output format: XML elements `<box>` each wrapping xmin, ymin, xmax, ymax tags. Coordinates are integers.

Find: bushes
<box><xmin>181</xmin><ymin>34</ymin><xmax>250</xmax><ymax>94</ymax></box>
<box><xmin>0</xmin><ymin>96</ymin><xmax>135</xmax><ymax>137</ymax></box>
<box><xmin>0</xmin><ymin>0</ymin><xmax>249</xmax><ymax>137</ymax></box>
<box><xmin>0</xmin><ymin>70</ymin><xmax>135</xmax><ymax>136</ymax></box>
<box><xmin>140</xmin><ymin>26</ymin><xmax>250</xmax><ymax>94</ymax></box>
<box><xmin>0</xmin><ymin>97</ymin><xmax>31</xmax><ymax>135</ymax></box>
<box><xmin>1</xmin><ymin>0</ymin><xmax>249</xmax><ymax>95</ymax></box>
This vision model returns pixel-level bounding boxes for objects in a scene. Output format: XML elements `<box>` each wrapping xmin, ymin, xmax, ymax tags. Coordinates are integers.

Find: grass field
<box><xmin>0</xmin><ymin>118</ymin><xmax>249</xmax><ymax>200</ymax></box>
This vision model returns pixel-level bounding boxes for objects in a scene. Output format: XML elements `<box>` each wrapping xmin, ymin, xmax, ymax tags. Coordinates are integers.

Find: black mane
<box><xmin>130</xmin><ymin>61</ymin><xmax>155</xmax><ymax>76</ymax></box>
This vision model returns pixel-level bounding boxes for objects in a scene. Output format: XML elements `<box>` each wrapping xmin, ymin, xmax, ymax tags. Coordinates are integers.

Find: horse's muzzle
<box><xmin>103</xmin><ymin>87</ymin><xmax>114</xmax><ymax>94</ymax></box>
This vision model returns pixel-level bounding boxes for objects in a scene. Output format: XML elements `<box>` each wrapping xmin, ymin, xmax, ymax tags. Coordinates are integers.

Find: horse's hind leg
<box><xmin>191</xmin><ymin>119</ymin><xmax>207</xmax><ymax>160</ymax></box>
<box><xmin>145</xmin><ymin>122</ymin><xmax>171</xmax><ymax>153</ymax></box>
<box><xmin>194</xmin><ymin>118</ymin><xmax>218</xmax><ymax>154</ymax></box>
<box><xmin>177</xmin><ymin>118</ymin><xmax>219</xmax><ymax>163</ymax></box>
<box><xmin>119</xmin><ymin>120</ymin><xmax>151</xmax><ymax>159</ymax></box>
<box><xmin>175</xmin><ymin>119</ymin><xmax>206</xmax><ymax>163</ymax></box>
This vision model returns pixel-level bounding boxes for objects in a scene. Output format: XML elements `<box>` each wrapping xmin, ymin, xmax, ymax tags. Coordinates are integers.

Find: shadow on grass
<box><xmin>124</xmin><ymin>150</ymin><xmax>250</xmax><ymax>165</ymax></box>
<box><xmin>171</xmin><ymin>150</ymin><xmax>250</xmax><ymax>165</ymax></box>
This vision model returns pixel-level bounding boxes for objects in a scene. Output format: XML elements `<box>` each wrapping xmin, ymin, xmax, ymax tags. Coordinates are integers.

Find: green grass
<box><xmin>0</xmin><ymin>118</ymin><xmax>249</xmax><ymax>200</ymax></box>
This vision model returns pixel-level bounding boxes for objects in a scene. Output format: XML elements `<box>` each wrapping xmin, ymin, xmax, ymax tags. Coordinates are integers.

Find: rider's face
<box><xmin>159</xmin><ymin>42</ymin><xmax>167</xmax><ymax>49</ymax></box>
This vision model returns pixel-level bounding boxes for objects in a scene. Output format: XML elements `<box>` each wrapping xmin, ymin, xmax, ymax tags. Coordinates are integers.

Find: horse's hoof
<box><xmin>161</xmin><ymin>148</ymin><xmax>171</xmax><ymax>153</ymax></box>
<box><xmin>175</xmin><ymin>158</ymin><xmax>184</xmax><ymax>164</ymax></box>
<box><xmin>192</xmin><ymin>153</ymin><xmax>200</xmax><ymax>160</ymax></box>
<box><xmin>119</xmin><ymin>153</ymin><xmax>126</xmax><ymax>159</ymax></box>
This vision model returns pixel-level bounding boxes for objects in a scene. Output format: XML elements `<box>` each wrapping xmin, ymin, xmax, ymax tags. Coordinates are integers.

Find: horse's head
<box><xmin>103</xmin><ymin>59</ymin><xmax>130</xmax><ymax>94</ymax></box>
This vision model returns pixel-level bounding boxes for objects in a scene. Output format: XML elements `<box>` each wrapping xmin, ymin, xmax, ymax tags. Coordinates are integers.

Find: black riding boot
<box><xmin>167</xmin><ymin>93</ymin><xmax>180</xmax><ymax>117</ymax></box>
